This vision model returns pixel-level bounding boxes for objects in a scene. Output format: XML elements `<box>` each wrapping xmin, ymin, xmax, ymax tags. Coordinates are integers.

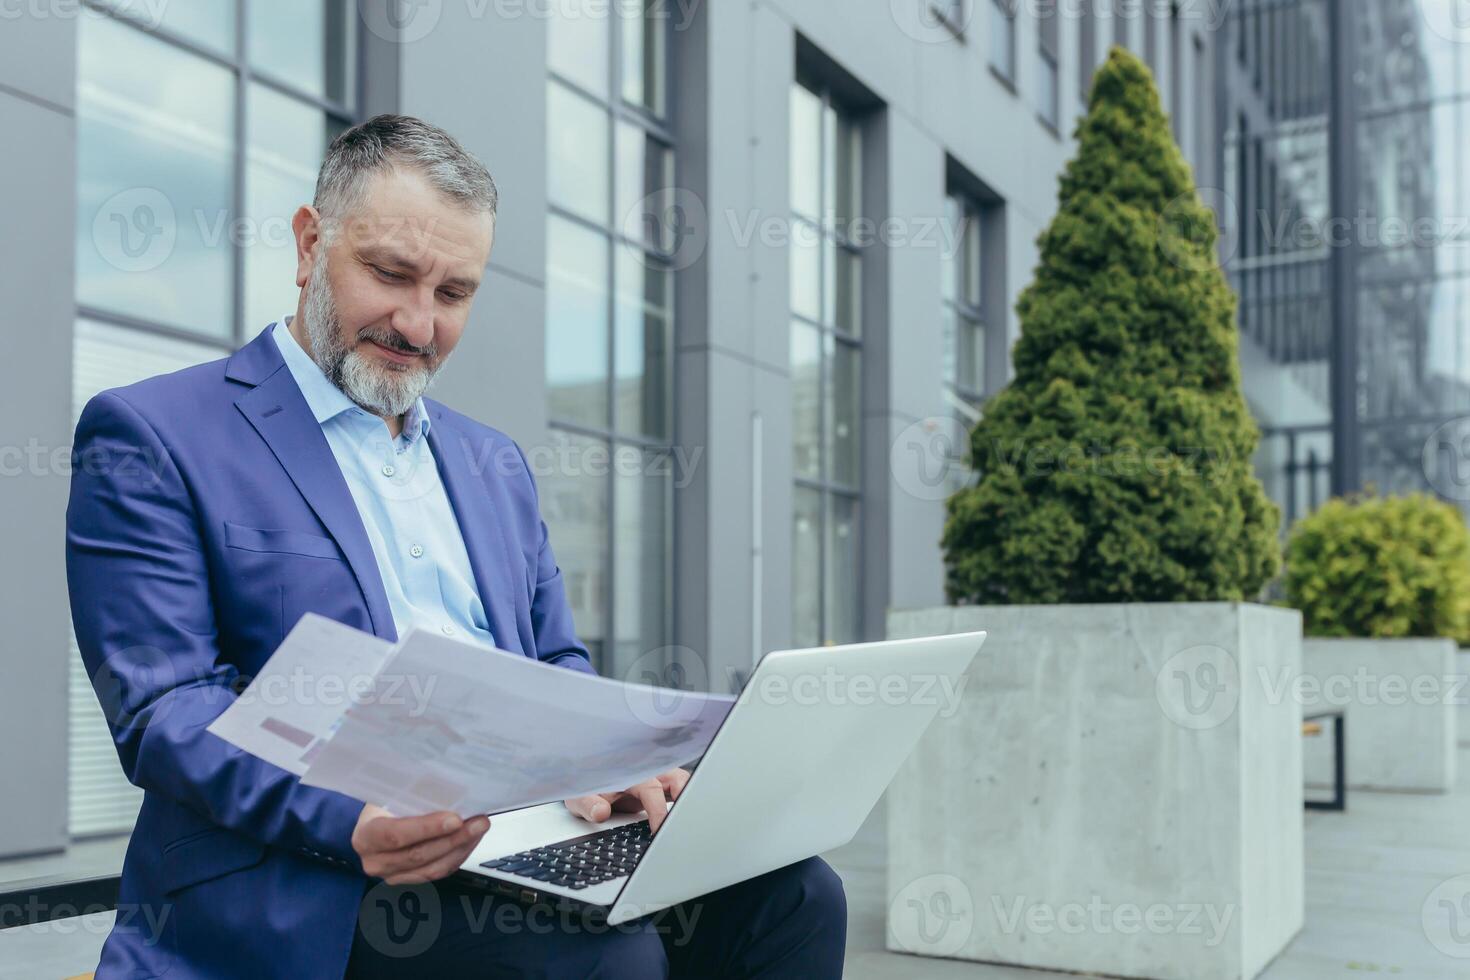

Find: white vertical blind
<box><xmin>67</xmin><ymin>318</ymin><xmax>223</xmax><ymax>837</ymax></box>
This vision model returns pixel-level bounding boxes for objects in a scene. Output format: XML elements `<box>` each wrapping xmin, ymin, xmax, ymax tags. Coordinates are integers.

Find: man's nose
<box><xmin>391</xmin><ymin>290</ymin><xmax>436</xmax><ymax>350</ymax></box>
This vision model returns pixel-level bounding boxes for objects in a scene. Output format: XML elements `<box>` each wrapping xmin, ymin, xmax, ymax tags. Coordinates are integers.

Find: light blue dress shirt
<box><xmin>271</xmin><ymin>317</ymin><xmax>495</xmax><ymax>646</ymax></box>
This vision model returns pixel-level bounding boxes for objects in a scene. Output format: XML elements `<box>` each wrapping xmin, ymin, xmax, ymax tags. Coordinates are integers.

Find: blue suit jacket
<box><xmin>65</xmin><ymin>325</ymin><xmax>595</xmax><ymax>978</ymax></box>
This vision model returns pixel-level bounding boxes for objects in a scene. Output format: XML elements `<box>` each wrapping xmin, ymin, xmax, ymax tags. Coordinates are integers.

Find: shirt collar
<box><xmin>271</xmin><ymin>317</ymin><xmax>431</xmax><ymax>446</ymax></box>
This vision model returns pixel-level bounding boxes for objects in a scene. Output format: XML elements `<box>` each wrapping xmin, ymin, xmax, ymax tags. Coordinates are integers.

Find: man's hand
<box><xmin>351</xmin><ymin>804</ymin><xmax>491</xmax><ymax>884</ymax></box>
<box><xmin>563</xmin><ymin>768</ymin><xmax>691</xmax><ymax>834</ymax></box>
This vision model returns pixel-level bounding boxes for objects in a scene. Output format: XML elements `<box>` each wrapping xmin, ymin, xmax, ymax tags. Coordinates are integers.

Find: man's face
<box><xmin>293</xmin><ymin>167</ymin><xmax>495</xmax><ymax>417</ymax></box>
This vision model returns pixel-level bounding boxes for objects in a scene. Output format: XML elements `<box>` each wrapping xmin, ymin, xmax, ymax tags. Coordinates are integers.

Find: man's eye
<box><xmin>439</xmin><ymin>290</ymin><xmax>466</xmax><ymax>303</ymax></box>
<box><xmin>374</xmin><ymin>266</ymin><xmax>406</xmax><ymax>282</ymax></box>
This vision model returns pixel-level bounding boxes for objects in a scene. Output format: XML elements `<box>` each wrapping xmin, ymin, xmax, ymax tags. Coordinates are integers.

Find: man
<box><xmin>67</xmin><ymin>114</ymin><xmax>846</xmax><ymax>977</ymax></box>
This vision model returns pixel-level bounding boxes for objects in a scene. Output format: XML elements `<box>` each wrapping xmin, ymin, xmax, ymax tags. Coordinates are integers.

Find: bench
<box><xmin>1303</xmin><ymin>709</ymin><xmax>1346</xmax><ymax>811</ymax></box>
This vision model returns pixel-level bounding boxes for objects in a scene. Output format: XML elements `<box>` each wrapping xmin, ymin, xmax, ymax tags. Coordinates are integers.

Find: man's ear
<box><xmin>292</xmin><ymin>204</ymin><xmax>325</xmax><ymax>288</ymax></box>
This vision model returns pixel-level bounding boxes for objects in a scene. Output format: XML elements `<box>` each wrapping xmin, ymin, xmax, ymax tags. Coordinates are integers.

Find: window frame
<box><xmin>66</xmin><ymin>0</ymin><xmax>368</xmax><ymax>846</ymax></box>
<box><xmin>789</xmin><ymin>75</ymin><xmax>867</xmax><ymax>649</ymax></box>
<box><xmin>77</xmin><ymin>0</ymin><xmax>363</xmax><ymax>353</ymax></box>
<box><xmin>943</xmin><ymin>190</ymin><xmax>990</xmax><ymax>410</ymax></box>
<box><xmin>1037</xmin><ymin>0</ymin><xmax>1061</xmax><ymax>130</ymax></box>
<box><xmin>545</xmin><ymin>2</ymin><xmax>679</xmax><ymax>676</ymax></box>
<box><xmin>1078</xmin><ymin>0</ymin><xmax>1097</xmax><ymax>102</ymax></box>
<box><xmin>987</xmin><ymin>0</ymin><xmax>1017</xmax><ymax>83</ymax></box>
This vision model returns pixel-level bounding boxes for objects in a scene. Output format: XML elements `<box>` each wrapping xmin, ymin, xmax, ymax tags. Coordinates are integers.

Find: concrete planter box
<box><xmin>885</xmin><ymin>603</ymin><xmax>1303</xmax><ymax>980</ymax></box>
<box><xmin>1300</xmin><ymin>638</ymin><xmax>1459</xmax><ymax>793</ymax></box>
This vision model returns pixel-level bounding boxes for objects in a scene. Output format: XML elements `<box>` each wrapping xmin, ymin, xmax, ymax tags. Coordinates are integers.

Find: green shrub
<box><xmin>942</xmin><ymin>48</ymin><xmax>1280</xmax><ymax>604</ymax></box>
<box><xmin>1283</xmin><ymin>493</ymin><xmax>1470</xmax><ymax>641</ymax></box>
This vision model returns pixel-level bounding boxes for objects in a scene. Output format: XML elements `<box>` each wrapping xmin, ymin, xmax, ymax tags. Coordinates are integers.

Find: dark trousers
<box><xmin>345</xmin><ymin>856</ymin><xmax>848</xmax><ymax>978</ymax></box>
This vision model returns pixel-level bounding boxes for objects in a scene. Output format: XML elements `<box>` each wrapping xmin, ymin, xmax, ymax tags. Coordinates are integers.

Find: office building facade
<box><xmin>1</xmin><ymin>0</ymin><xmax>1219</xmax><ymax>858</ymax></box>
<box><xmin>1224</xmin><ymin>0</ymin><xmax>1470</xmax><ymax>526</ymax></box>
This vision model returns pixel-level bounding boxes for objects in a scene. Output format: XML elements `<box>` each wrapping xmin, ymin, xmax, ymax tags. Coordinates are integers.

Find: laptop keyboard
<box><xmin>478</xmin><ymin>820</ymin><xmax>652</xmax><ymax>891</ymax></box>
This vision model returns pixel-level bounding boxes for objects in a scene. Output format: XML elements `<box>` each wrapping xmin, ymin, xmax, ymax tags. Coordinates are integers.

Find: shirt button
<box><xmin>410</xmin><ymin>544</ymin><xmax>424</xmax><ymax>559</ymax></box>
<box><xmin>441</xmin><ymin>624</ymin><xmax>456</xmax><ymax>636</ymax></box>
<box><xmin>381</xmin><ymin>464</ymin><xmax>396</xmax><ymax>477</ymax></box>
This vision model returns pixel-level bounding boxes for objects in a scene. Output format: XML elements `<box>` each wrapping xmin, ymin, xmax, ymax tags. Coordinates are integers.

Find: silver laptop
<box><xmin>454</xmin><ymin>631</ymin><xmax>986</xmax><ymax>925</ymax></box>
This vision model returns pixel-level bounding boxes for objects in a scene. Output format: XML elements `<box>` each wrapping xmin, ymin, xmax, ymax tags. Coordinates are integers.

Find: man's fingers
<box><xmin>635</xmin><ymin>782</ymin><xmax>670</xmax><ymax>833</ymax></box>
<box><xmin>364</xmin><ymin>809</ymin><xmax>465</xmax><ymax>853</ymax></box>
<box><xmin>385</xmin><ymin>836</ymin><xmax>483</xmax><ymax>885</ymax></box>
<box><xmin>374</xmin><ymin>815</ymin><xmax>488</xmax><ymax>878</ymax></box>
<box><xmin>658</xmin><ymin>768</ymin><xmax>691</xmax><ymax>800</ymax></box>
<box><xmin>564</xmin><ymin>794</ymin><xmax>615</xmax><ymax>822</ymax></box>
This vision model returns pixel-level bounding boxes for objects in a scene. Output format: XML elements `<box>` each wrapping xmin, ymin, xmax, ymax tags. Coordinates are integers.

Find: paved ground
<box><xmin>825</xmin><ymin>745</ymin><xmax>1470</xmax><ymax>979</ymax></box>
<box><xmin>6</xmin><ymin>748</ymin><xmax>1469</xmax><ymax>978</ymax></box>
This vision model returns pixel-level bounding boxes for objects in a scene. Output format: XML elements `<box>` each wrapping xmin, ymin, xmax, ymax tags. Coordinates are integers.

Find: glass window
<box><xmin>546</xmin><ymin>2</ymin><xmax>676</xmax><ymax>676</ymax></box>
<box><xmin>548</xmin><ymin>0</ymin><xmax>611</xmax><ymax>95</ymax></box>
<box><xmin>989</xmin><ymin>0</ymin><xmax>1016</xmax><ymax>79</ymax></box>
<box><xmin>791</xmin><ymin>78</ymin><xmax>865</xmax><ymax>647</ymax></box>
<box><xmin>1038</xmin><ymin>50</ymin><xmax>1060</xmax><ymax>129</ymax></box>
<box><xmin>791</xmin><ymin>487</ymin><xmax>823</xmax><ymax>649</ymax></box>
<box><xmin>791</xmin><ymin>320</ymin><xmax>822</xmax><ymax>481</ymax></box>
<box><xmin>613</xmin><ymin>445</ymin><xmax>670</xmax><ymax>663</ymax></box>
<box><xmin>620</xmin><ymin>0</ymin><xmax>668</xmax><ymax>117</ymax></box>
<box><xmin>829</xmin><ymin>336</ymin><xmax>861</xmax><ymax>489</ymax></box>
<box><xmin>1079</xmin><ymin>0</ymin><xmax>1097</xmax><ymax>99</ymax></box>
<box><xmin>790</xmin><ymin>85</ymin><xmax>824</xmax><ymax>220</ymax></box>
<box><xmin>245</xmin><ymin>84</ymin><xmax>344</xmax><ymax>335</ymax></box>
<box><xmin>539</xmin><ymin>430</ymin><xmax>611</xmax><ymax>668</ymax></box>
<box><xmin>547</xmin><ymin>216</ymin><xmax>612</xmax><ymax>428</ymax></box>
<box><xmin>70</xmin><ymin>6</ymin><xmax>360</xmax><ymax>841</ymax></box>
<box><xmin>613</xmin><ymin>253</ymin><xmax>672</xmax><ymax>439</ymax></box>
<box><xmin>76</xmin><ymin>15</ymin><xmax>236</xmax><ymax>337</ymax></box>
<box><xmin>97</xmin><ymin>0</ymin><xmax>238</xmax><ymax>54</ymax></box>
<box><xmin>68</xmin><ymin>319</ymin><xmax>224</xmax><ymax>837</ymax></box>
<box><xmin>1145</xmin><ymin>1</ymin><xmax>1158</xmax><ymax>70</ymax></box>
<box><xmin>944</xmin><ymin>191</ymin><xmax>989</xmax><ymax>404</ymax></box>
<box><xmin>1037</xmin><ymin>1</ymin><xmax>1060</xmax><ymax>126</ymax></box>
<box><xmin>548</xmin><ymin>83</ymin><xmax>612</xmax><ymax>223</ymax></box>
<box><xmin>825</xmin><ymin>495</ymin><xmax>860</xmax><ymax>645</ymax></box>
<box><xmin>248</xmin><ymin>0</ymin><xmax>354</xmax><ymax>105</ymax></box>
<box><xmin>614</xmin><ymin>122</ymin><xmax>674</xmax><ymax>250</ymax></box>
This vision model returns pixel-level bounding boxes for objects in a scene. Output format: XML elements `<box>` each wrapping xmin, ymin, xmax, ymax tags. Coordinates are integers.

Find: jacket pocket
<box><xmin>161</xmin><ymin>826</ymin><xmax>269</xmax><ymax>895</ymax></box>
<box><xmin>224</xmin><ymin>521</ymin><xmax>342</xmax><ymax>561</ymax></box>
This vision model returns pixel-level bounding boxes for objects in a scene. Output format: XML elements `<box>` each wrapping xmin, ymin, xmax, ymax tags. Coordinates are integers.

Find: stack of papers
<box><xmin>207</xmin><ymin>614</ymin><xmax>735</xmax><ymax>818</ymax></box>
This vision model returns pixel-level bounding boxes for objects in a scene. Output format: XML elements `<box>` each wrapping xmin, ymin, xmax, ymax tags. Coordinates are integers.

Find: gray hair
<box><xmin>313</xmin><ymin>113</ymin><xmax>498</xmax><ymax>225</ymax></box>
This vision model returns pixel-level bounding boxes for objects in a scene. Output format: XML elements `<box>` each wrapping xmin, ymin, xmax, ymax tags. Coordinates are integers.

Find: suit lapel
<box><xmin>426</xmin><ymin>410</ymin><xmax>520</xmax><ymax>652</ymax></box>
<box><xmin>230</xmin><ymin>333</ymin><xmax>398</xmax><ymax>642</ymax></box>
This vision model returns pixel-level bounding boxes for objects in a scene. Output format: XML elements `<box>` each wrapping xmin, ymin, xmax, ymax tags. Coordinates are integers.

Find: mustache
<box><xmin>358</xmin><ymin>328</ymin><xmax>435</xmax><ymax>359</ymax></box>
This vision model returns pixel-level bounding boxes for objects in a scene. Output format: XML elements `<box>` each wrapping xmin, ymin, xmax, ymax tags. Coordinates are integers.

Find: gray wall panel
<box><xmin>0</xmin><ymin>44</ymin><xmax>77</xmax><ymax>857</ymax></box>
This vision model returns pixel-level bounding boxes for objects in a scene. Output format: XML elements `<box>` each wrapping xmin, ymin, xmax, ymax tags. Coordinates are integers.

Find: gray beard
<box><xmin>299</xmin><ymin>255</ymin><xmax>445</xmax><ymax>419</ymax></box>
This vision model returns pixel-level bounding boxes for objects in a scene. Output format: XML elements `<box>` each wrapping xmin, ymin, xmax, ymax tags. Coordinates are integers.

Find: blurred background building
<box><xmin>1225</xmin><ymin>0</ymin><xmax>1470</xmax><ymax>525</ymax></box>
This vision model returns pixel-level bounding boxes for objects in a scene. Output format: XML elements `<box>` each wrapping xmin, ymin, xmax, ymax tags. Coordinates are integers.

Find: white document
<box><xmin>298</xmin><ymin>628</ymin><xmax>735</xmax><ymax>817</ymax></box>
<box><xmin>262</xmin><ymin>624</ymin><xmax>737</xmax><ymax>818</ymax></box>
<box><xmin>206</xmin><ymin>614</ymin><xmax>396</xmax><ymax>775</ymax></box>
